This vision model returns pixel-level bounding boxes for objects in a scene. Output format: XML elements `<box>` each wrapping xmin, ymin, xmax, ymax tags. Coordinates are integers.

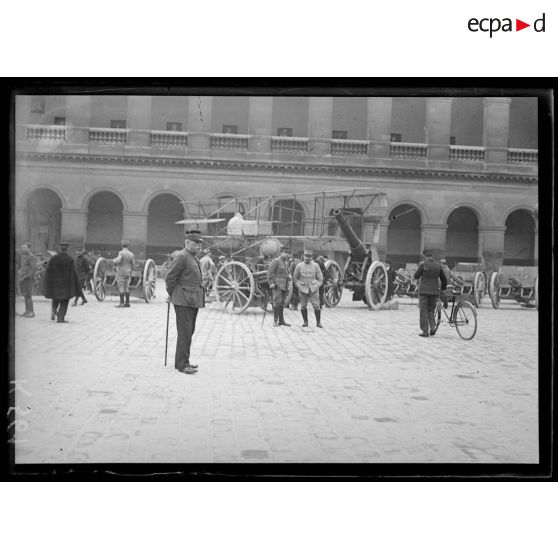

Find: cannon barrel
<box><xmin>332</xmin><ymin>208</ymin><xmax>367</xmax><ymax>260</ymax></box>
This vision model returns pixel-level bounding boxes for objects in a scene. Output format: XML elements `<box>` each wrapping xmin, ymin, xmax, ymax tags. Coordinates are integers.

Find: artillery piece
<box><xmin>447</xmin><ymin>262</ymin><xmax>487</xmax><ymax>308</ymax></box>
<box><xmin>488</xmin><ymin>266</ymin><xmax>538</xmax><ymax>309</ymax></box>
<box><xmin>392</xmin><ymin>264</ymin><xmax>420</xmax><ymax>298</ymax></box>
<box><xmin>327</xmin><ymin>208</ymin><xmax>388</xmax><ymax>310</ymax></box>
<box><xmin>92</xmin><ymin>257</ymin><xmax>157</xmax><ymax>302</ymax></box>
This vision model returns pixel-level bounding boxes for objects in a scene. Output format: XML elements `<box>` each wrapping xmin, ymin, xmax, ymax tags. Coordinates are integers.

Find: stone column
<box><xmin>61</xmin><ymin>208</ymin><xmax>88</xmax><ymax>248</ymax></box>
<box><xmin>371</xmin><ymin>219</ymin><xmax>389</xmax><ymax>260</ymax></box>
<box><xmin>248</xmin><ymin>97</ymin><xmax>273</xmax><ymax>153</ymax></box>
<box><xmin>126</xmin><ymin>96</ymin><xmax>152</xmax><ymax>147</ymax></box>
<box><xmin>122</xmin><ymin>211</ymin><xmax>148</xmax><ymax>258</ymax></box>
<box><xmin>425</xmin><ymin>98</ymin><xmax>452</xmax><ymax>161</ymax></box>
<box><xmin>478</xmin><ymin>225</ymin><xmax>506</xmax><ymax>273</ymax></box>
<box><xmin>65</xmin><ymin>95</ymin><xmax>92</xmax><ymax>145</ymax></box>
<box><xmin>15</xmin><ymin>208</ymin><xmax>27</xmax><ymax>247</ymax></box>
<box><xmin>366</xmin><ymin>97</ymin><xmax>392</xmax><ymax>159</ymax></box>
<box><xmin>482</xmin><ymin>98</ymin><xmax>512</xmax><ymax>164</ymax></box>
<box><xmin>420</xmin><ymin>224</ymin><xmax>448</xmax><ymax>260</ymax></box>
<box><xmin>187</xmin><ymin>96</ymin><xmax>213</xmax><ymax>151</ymax></box>
<box><xmin>308</xmin><ymin>97</ymin><xmax>333</xmax><ymax>156</ymax></box>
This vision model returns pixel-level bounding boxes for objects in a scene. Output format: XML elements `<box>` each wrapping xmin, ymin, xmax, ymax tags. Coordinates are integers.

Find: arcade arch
<box><xmin>85</xmin><ymin>191</ymin><xmax>124</xmax><ymax>255</ymax></box>
<box><xmin>25</xmin><ymin>188</ymin><xmax>62</xmax><ymax>254</ymax></box>
<box><xmin>386</xmin><ymin>203</ymin><xmax>422</xmax><ymax>267</ymax></box>
<box><xmin>445</xmin><ymin>207</ymin><xmax>479</xmax><ymax>265</ymax></box>
<box><xmin>146</xmin><ymin>193</ymin><xmax>185</xmax><ymax>263</ymax></box>
<box><xmin>271</xmin><ymin>199</ymin><xmax>305</xmax><ymax>236</ymax></box>
<box><xmin>503</xmin><ymin>209</ymin><xmax>535</xmax><ymax>265</ymax></box>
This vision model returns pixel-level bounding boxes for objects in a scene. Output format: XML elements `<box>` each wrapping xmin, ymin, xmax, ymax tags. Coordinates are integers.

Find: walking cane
<box><xmin>261</xmin><ymin>288</ymin><xmax>270</xmax><ymax>326</ymax></box>
<box><xmin>164</xmin><ymin>298</ymin><xmax>170</xmax><ymax>366</ymax></box>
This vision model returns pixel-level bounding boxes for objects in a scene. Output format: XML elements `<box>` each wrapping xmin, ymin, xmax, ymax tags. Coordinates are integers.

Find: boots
<box><xmin>315</xmin><ymin>309</ymin><xmax>323</xmax><ymax>328</ymax></box>
<box><xmin>301</xmin><ymin>308</ymin><xmax>308</xmax><ymax>327</ymax></box>
<box><xmin>273</xmin><ymin>307</ymin><xmax>279</xmax><ymax>327</ymax></box>
<box><xmin>124</xmin><ymin>292</ymin><xmax>130</xmax><ymax>307</ymax></box>
<box><xmin>116</xmin><ymin>293</ymin><xmax>125</xmax><ymax>307</ymax></box>
<box><xmin>278</xmin><ymin>306</ymin><xmax>291</xmax><ymax>326</ymax></box>
<box><xmin>72</xmin><ymin>298</ymin><xmax>78</xmax><ymax>307</ymax></box>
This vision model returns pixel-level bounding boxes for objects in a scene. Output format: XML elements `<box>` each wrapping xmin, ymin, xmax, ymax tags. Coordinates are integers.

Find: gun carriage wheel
<box><xmin>142</xmin><ymin>259</ymin><xmax>157</xmax><ymax>302</ymax></box>
<box><xmin>93</xmin><ymin>257</ymin><xmax>106</xmax><ymax>301</ymax></box>
<box><xmin>489</xmin><ymin>271</ymin><xmax>500</xmax><ymax>309</ymax></box>
<box><xmin>323</xmin><ymin>260</ymin><xmax>343</xmax><ymax>307</ymax></box>
<box><xmin>473</xmin><ymin>271</ymin><xmax>486</xmax><ymax>308</ymax></box>
<box><xmin>364</xmin><ymin>261</ymin><xmax>388</xmax><ymax>310</ymax></box>
<box><xmin>214</xmin><ymin>261</ymin><xmax>255</xmax><ymax>314</ymax></box>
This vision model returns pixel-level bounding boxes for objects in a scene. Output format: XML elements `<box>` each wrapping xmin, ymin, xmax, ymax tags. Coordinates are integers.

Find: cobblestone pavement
<box><xmin>13</xmin><ymin>280</ymin><xmax>539</xmax><ymax>464</ymax></box>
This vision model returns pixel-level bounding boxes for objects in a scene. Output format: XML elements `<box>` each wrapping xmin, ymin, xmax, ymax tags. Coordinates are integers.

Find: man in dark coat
<box><xmin>267</xmin><ymin>245</ymin><xmax>291</xmax><ymax>327</ymax></box>
<box><xmin>385</xmin><ymin>260</ymin><xmax>397</xmax><ymax>301</ymax></box>
<box><xmin>165</xmin><ymin>231</ymin><xmax>205</xmax><ymax>375</ymax></box>
<box><xmin>17</xmin><ymin>241</ymin><xmax>38</xmax><ymax>318</ymax></box>
<box><xmin>414</xmin><ymin>249</ymin><xmax>447</xmax><ymax>337</ymax></box>
<box><xmin>43</xmin><ymin>241</ymin><xmax>81</xmax><ymax>323</ymax></box>
<box><xmin>72</xmin><ymin>247</ymin><xmax>90</xmax><ymax>306</ymax></box>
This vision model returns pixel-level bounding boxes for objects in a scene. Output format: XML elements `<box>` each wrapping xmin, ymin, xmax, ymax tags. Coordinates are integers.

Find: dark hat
<box><xmin>121</xmin><ymin>240</ymin><xmax>130</xmax><ymax>247</ymax></box>
<box><xmin>185</xmin><ymin>230</ymin><xmax>203</xmax><ymax>243</ymax></box>
<box><xmin>422</xmin><ymin>249</ymin><xmax>433</xmax><ymax>257</ymax></box>
<box><xmin>59</xmin><ymin>241</ymin><xmax>70</xmax><ymax>247</ymax></box>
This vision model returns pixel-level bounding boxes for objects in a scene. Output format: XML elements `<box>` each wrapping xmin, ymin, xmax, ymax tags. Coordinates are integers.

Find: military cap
<box><xmin>185</xmin><ymin>230</ymin><xmax>203</xmax><ymax>243</ymax></box>
<box><xmin>59</xmin><ymin>240</ymin><xmax>70</xmax><ymax>247</ymax></box>
<box><xmin>422</xmin><ymin>249</ymin><xmax>433</xmax><ymax>257</ymax></box>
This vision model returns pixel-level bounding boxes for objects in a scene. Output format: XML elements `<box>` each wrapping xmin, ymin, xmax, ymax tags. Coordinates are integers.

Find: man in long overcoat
<box><xmin>267</xmin><ymin>246</ymin><xmax>291</xmax><ymax>327</ymax></box>
<box><xmin>17</xmin><ymin>241</ymin><xmax>38</xmax><ymax>318</ymax></box>
<box><xmin>414</xmin><ymin>249</ymin><xmax>447</xmax><ymax>337</ymax></box>
<box><xmin>43</xmin><ymin>241</ymin><xmax>81</xmax><ymax>323</ymax></box>
<box><xmin>72</xmin><ymin>247</ymin><xmax>90</xmax><ymax>306</ymax></box>
<box><xmin>165</xmin><ymin>231</ymin><xmax>205</xmax><ymax>375</ymax></box>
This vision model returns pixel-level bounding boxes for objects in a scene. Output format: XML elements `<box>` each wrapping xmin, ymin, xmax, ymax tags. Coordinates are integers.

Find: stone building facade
<box><xmin>14</xmin><ymin>94</ymin><xmax>538</xmax><ymax>270</ymax></box>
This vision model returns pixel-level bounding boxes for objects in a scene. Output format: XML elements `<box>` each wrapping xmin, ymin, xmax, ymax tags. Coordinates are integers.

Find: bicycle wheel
<box><xmin>431</xmin><ymin>299</ymin><xmax>442</xmax><ymax>334</ymax></box>
<box><xmin>453</xmin><ymin>300</ymin><xmax>477</xmax><ymax>340</ymax></box>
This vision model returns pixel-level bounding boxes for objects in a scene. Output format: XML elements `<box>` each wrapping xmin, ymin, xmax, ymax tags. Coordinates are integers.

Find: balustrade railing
<box><xmin>210</xmin><ymin>133</ymin><xmax>249</xmax><ymax>150</ymax></box>
<box><xmin>507</xmin><ymin>149</ymin><xmax>538</xmax><ymax>164</ymax></box>
<box><xmin>390</xmin><ymin>142</ymin><xmax>427</xmax><ymax>158</ymax></box>
<box><xmin>450</xmin><ymin>146</ymin><xmax>485</xmax><ymax>161</ymax></box>
<box><xmin>150</xmin><ymin>130</ymin><xmax>189</xmax><ymax>147</ymax></box>
<box><xmin>271</xmin><ymin>137</ymin><xmax>308</xmax><ymax>153</ymax></box>
<box><xmin>331</xmin><ymin>139</ymin><xmax>368</xmax><ymax>156</ymax></box>
<box><xmin>89</xmin><ymin>127</ymin><xmax>128</xmax><ymax>144</ymax></box>
<box><xmin>26</xmin><ymin>125</ymin><xmax>66</xmax><ymax>142</ymax></box>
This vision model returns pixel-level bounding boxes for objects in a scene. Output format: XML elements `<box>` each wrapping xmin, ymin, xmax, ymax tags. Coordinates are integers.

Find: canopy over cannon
<box><xmin>92</xmin><ymin>257</ymin><xmax>157</xmax><ymax>302</ymax></box>
<box><xmin>488</xmin><ymin>265</ymin><xmax>538</xmax><ymax>309</ymax></box>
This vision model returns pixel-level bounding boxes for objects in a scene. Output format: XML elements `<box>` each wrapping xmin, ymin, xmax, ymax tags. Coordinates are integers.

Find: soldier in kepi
<box><xmin>267</xmin><ymin>245</ymin><xmax>292</xmax><ymax>327</ymax></box>
<box><xmin>17</xmin><ymin>241</ymin><xmax>38</xmax><ymax>318</ymax></box>
<box><xmin>113</xmin><ymin>240</ymin><xmax>135</xmax><ymax>308</ymax></box>
<box><xmin>293</xmin><ymin>249</ymin><xmax>323</xmax><ymax>328</ymax></box>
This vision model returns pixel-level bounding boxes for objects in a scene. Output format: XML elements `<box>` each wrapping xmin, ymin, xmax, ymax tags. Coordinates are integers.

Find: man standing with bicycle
<box><xmin>414</xmin><ymin>249</ymin><xmax>447</xmax><ymax>337</ymax></box>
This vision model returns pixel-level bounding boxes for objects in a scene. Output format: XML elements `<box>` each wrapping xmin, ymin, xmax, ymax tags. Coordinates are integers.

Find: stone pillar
<box><xmin>126</xmin><ymin>96</ymin><xmax>152</xmax><ymax>147</ymax></box>
<box><xmin>478</xmin><ymin>225</ymin><xmax>506</xmax><ymax>273</ymax></box>
<box><xmin>15</xmin><ymin>96</ymin><xmax>32</xmax><ymax>141</ymax></box>
<box><xmin>482</xmin><ymin>98</ymin><xmax>512</xmax><ymax>164</ymax></box>
<box><xmin>15</xmin><ymin>208</ymin><xmax>27</xmax><ymax>247</ymax></box>
<box><xmin>425</xmin><ymin>98</ymin><xmax>452</xmax><ymax>161</ymax></box>
<box><xmin>367</xmin><ymin>97</ymin><xmax>393</xmax><ymax>159</ymax></box>
<box><xmin>187</xmin><ymin>96</ymin><xmax>213</xmax><ymax>151</ymax></box>
<box><xmin>122</xmin><ymin>211</ymin><xmax>148</xmax><ymax>258</ymax></box>
<box><xmin>65</xmin><ymin>95</ymin><xmax>91</xmax><ymax>145</ymax></box>
<box><xmin>248</xmin><ymin>97</ymin><xmax>273</xmax><ymax>152</ymax></box>
<box><xmin>420</xmin><ymin>224</ymin><xmax>448</xmax><ymax>260</ymax></box>
<box><xmin>308</xmin><ymin>97</ymin><xmax>333</xmax><ymax>156</ymax></box>
<box><xmin>61</xmin><ymin>209</ymin><xmax>88</xmax><ymax>248</ymax></box>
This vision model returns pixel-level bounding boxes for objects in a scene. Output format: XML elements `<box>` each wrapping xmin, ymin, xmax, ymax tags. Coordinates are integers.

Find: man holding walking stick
<box><xmin>165</xmin><ymin>230</ymin><xmax>205</xmax><ymax>375</ymax></box>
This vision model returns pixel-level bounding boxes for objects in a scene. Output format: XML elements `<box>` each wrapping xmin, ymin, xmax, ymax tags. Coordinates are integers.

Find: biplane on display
<box><xmin>176</xmin><ymin>188</ymin><xmax>390</xmax><ymax>314</ymax></box>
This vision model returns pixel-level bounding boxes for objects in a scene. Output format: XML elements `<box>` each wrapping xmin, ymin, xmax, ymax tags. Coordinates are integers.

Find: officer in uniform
<box><xmin>113</xmin><ymin>240</ymin><xmax>135</xmax><ymax>308</ymax></box>
<box><xmin>293</xmin><ymin>249</ymin><xmax>323</xmax><ymax>328</ymax></box>
<box><xmin>414</xmin><ymin>249</ymin><xmax>448</xmax><ymax>337</ymax></box>
<box><xmin>17</xmin><ymin>241</ymin><xmax>38</xmax><ymax>318</ymax></box>
<box><xmin>267</xmin><ymin>245</ymin><xmax>291</xmax><ymax>327</ymax></box>
<box><xmin>199</xmin><ymin>248</ymin><xmax>217</xmax><ymax>295</ymax></box>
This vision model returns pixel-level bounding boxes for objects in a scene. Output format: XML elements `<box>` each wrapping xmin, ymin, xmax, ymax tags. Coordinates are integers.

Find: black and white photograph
<box><xmin>8</xmin><ymin>85</ymin><xmax>550</xmax><ymax>475</ymax></box>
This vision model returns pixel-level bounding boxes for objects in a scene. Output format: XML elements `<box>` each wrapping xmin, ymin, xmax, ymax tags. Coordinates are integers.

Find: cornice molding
<box><xmin>16</xmin><ymin>151</ymin><xmax>538</xmax><ymax>185</ymax></box>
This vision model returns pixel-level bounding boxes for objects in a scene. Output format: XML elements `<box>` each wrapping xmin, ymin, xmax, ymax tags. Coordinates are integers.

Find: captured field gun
<box><xmin>329</xmin><ymin>208</ymin><xmax>388</xmax><ymax>310</ymax></box>
<box><xmin>488</xmin><ymin>266</ymin><xmax>538</xmax><ymax>309</ymax></box>
<box><xmin>448</xmin><ymin>262</ymin><xmax>487</xmax><ymax>308</ymax></box>
<box><xmin>392</xmin><ymin>264</ymin><xmax>420</xmax><ymax>298</ymax></box>
<box><xmin>92</xmin><ymin>257</ymin><xmax>157</xmax><ymax>302</ymax></box>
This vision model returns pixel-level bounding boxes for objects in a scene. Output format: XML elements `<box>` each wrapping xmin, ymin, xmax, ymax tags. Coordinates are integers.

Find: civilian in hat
<box><xmin>17</xmin><ymin>241</ymin><xmax>38</xmax><ymax>318</ymax></box>
<box><xmin>43</xmin><ymin>241</ymin><xmax>81</xmax><ymax>323</ymax></box>
<box><xmin>293</xmin><ymin>249</ymin><xmax>323</xmax><ymax>328</ymax></box>
<box><xmin>414</xmin><ymin>249</ymin><xmax>447</xmax><ymax>337</ymax></box>
<box><xmin>267</xmin><ymin>245</ymin><xmax>292</xmax><ymax>327</ymax></box>
<box><xmin>165</xmin><ymin>231</ymin><xmax>205</xmax><ymax>375</ymax></box>
<box><xmin>112</xmin><ymin>240</ymin><xmax>135</xmax><ymax>308</ymax></box>
<box><xmin>199</xmin><ymin>247</ymin><xmax>217</xmax><ymax>295</ymax></box>
<box><xmin>72</xmin><ymin>247</ymin><xmax>90</xmax><ymax>306</ymax></box>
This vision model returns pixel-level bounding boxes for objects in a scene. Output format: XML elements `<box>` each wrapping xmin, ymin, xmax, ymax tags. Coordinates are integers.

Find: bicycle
<box><xmin>432</xmin><ymin>288</ymin><xmax>478</xmax><ymax>340</ymax></box>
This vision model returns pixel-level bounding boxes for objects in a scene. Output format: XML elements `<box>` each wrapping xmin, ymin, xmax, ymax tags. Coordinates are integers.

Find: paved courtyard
<box><xmin>12</xmin><ymin>279</ymin><xmax>539</xmax><ymax>464</ymax></box>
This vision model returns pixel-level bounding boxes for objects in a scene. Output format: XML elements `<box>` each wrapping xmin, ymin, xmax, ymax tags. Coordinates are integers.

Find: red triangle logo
<box><xmin>516</xmin><ymin>19</ymin><xmax>530</xmax><ymax>31</ymax></box>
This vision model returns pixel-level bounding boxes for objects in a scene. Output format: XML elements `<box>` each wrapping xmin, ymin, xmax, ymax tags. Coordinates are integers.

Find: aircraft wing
<box><xmin>174</xmin><ymin>218</ymin><xmax>227</xmax><ymax>224</ymax></box>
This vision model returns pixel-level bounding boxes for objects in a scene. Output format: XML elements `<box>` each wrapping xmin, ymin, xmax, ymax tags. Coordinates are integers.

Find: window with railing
<box><xmin>331</xmin><ymin>140</ymin><xmax>367</xmax><ymax>156</ymax></box>
<box><xmin>390</xmin><ymin>142</ymin><xmax>427</xmax><ymax>158</ymax></box>
<box><xmin>151</xmin><ymin>130</ymin><xmax>188</xmax><ymax>147</ymax></box>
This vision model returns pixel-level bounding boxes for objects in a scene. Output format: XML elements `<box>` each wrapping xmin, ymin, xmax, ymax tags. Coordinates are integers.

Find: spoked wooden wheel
<box><xmin>93</xmin><ymin>257</ymin><xmax>107</xmax><ymax>301</ymax></box>
<box><xmin>489</xmin><ymin>271</ymin><xmax>500</xmax><ymax>309</ymax></box>
<box><xmin>473</xmin><ymin>271</ymin><xmax>486</xmax><ymax>308</ymax></box>
<box><xmin>142</xmin><ymin>258</ymin><xmax>157</xmax><ymax>302</ymax></box>
<box><xmin>364</xmin><ymin>260</ymin><xmax>388</xmax><ymax>310</ymax></box>
<box><xmin>453</xmin><ymin>300</ymin><xmax>478</xmax><ymax>340</ymax></box>
<box><xmin>214</xmin><ymin>261</ymin><xmax>255</xmax><ymax>313</ymax></box>
<box><xmin>323</xmin><ymin>259</ymin><xmax>343</xmax><ymax>307</ymax></box>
